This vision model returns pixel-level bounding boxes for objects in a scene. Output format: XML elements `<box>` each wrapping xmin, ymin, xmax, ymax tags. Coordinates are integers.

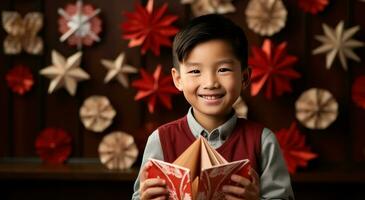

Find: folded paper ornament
<box><xmin>297</xmin><ymin>0</ymin><xmax>329</xmax><ymax>14</ymax></box>
<box><xmin>295</xmin><ymin>88</ymin><xmax>338</xmax><ymax>129</ymax></box>
<box><xmin>5</xmin><ymin>65</ymin><xmax>34</xmax><ymax>95</ymax></box>
<box><xmin>147</xmin><ymin>137</ymin><xmax>251</xmax><ymax>200</ymax></box>
<box><xmin>352</xmin><ymin>76</ymin><xmax>365</xmax><ymax>109</ymax></box>
<box><xmin>181</xmin><ymin>0</ymin><xmax>236</xmax><ymax>17</ymax></box>
<box><xmin>98</xmin><ymin>131</ymin><xmax>139</xmax><ymax>170</ymax></box>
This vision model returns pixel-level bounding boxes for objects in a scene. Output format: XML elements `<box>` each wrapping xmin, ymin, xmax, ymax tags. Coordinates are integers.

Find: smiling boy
<box><xmin>132</xmin><ymin>14</ymin><xmax>294</xmax><ymax>200</ymax></box>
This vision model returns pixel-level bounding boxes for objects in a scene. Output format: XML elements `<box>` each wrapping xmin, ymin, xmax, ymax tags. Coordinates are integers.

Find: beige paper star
<box><xmin>40</xmin><ymin>50</ymin><xmax>90</xmax><ymax>96</ymax></box>
<box><xmin>181</xmin><ymin>0</ymin><xmax>235</xmax><ymax>17</ymax></box>
<box><xmin>101</xmin><ymin>52</ymin><xmax>138</xmax><ymax>88</ymax></box>
<box><xmin>312</xmin><ymin>21</ymin><xmax>364</xmax><ymax>70</ymax></box>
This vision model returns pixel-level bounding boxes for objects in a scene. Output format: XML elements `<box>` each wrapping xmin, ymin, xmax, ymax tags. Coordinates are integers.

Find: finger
<box><xmin>151</xmin><ymin>196</ymin><xmax>167</xmax><ymax>200</ymax></box>
<box><xmin>224</xmin><ymin>193</ymin><xmax>244</xmax><ymax>200</ymax></box>
<box><xmin>141</xmin><ymin>187</ymin><xmax>168</xmax><ymax>200</ymax></box>
<box><xmin>222</xmin><ymin>185</ymin><xmax>245</xmax><ymax>197</ymax></box>
<box><xmin>249</xmin><ymin>168</ymin><xmax>260</xmax><ymax>185</ymax></box>
<box><xmin>141</xmin><ymin>178</ymin><xmax>166</xmax><ymax>193</ymax></box>
<box><xmin>231</xmin><ymin>174</ymin><xmax>251</xmax><ymax>187</ymax></box>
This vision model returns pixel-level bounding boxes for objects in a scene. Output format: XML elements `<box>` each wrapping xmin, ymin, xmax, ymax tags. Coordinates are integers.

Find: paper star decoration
<box><xmin>248</xmin><ymin>39</ymin><xmax>300</xmax><ymax>99</ymax></box>
<box><xmin>132</xmin><ymin>65</ymin><xmax>180</xmax><ymax>113</ymax></box>
<box><xmin>297</xmin><ymin>0</ymin><xmax>329</xmax><ymax>14</ymax></box>
<box><xmin>5</xmin><ymin>65</ymin><xmax>34</xmax><ymax>95</ymax></box>
<box><xmin>2</xmin><ymin>11</ymin><xmax>43</xmax><ymax>55</ymax></box>
<box><xmin>352</xmin><ymin>76</ymin><xmax>365</xmax><ymax>109</ymax></box>
<box><xmin>101</xmin><ymin>52</ymin><xmax>138</xmax><ymax>88</ymax></box>
<box><xmin>181</xmin><ymin>0</ymin><xmax>236</xmax><ymax>17</ymax></box>
<box><xmin>98</xmin><ymin>131</ymin><xmax>139</xmax><ymax>170</ymax></box>
<box><xmin>40</xmin><ymin>50</ymin><xmax>90</xmax><ymax>96</ymax></box>
<box><xmin>121</xmin><ymin>0</ymin><xmax>179</xmax><ymax>56</ymax></box>
<box><xmin>295</xmin><ymin>88</ymin><xmax>338</xmax><ymax>130</ymax></box>
<box><xmin>245</xmin><ymin>0</ymin><xmax>287</xmax><ymax>36</ymax></box>
<box><xmin>313</xmin><ymin>21</ymin><xmax>364</xmax><ymax>70</ymax></box>
<box><xmin>58</xmin><ymin>0</ymin><xmax>102</xmax><ymax>49</ymax></box>
<box><xmin>275</xmin><ymin>122</ymin><xmax>318</xmax><ymax>174</ymax></box>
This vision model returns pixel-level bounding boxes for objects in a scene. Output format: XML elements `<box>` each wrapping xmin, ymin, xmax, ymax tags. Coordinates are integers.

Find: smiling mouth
<box><xmin>199</xmin><ymin>95</ymin><xmax>224</xmax><ymax>100</ymax></box>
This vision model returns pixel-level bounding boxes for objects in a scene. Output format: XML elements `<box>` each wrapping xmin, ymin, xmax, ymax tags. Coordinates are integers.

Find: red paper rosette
<box><xmin>275</xmin><ymin>122</ymin><xmax>318</xmax><ymax>174</ymax></box>
<box><xmin>297</xmin><ymin>0</ymin><xmax>329</xmax><ymax>14</ymax></box>
<box><xmin>121</xmin><ymin>0</ymin><xmax>179</xmax><ymax>56</ymax></box>
<box><xmin>352</xmin><ymin>76</ymin><xmax>365</xmax><ymax>109</ymax></box>
<box><xmin>5</xmin><ymin>65</ymin><xmax>34</xmax><ymax>95</ymax></box>
<box><xmin>249</xmin><ymin>39</ymin><xmax>300</xmax><ymax>99</ymax></box>
<box><xmin>132</xmin><ymin>65</ymin><xmax>180</xmax><ymax>113</ymax></box>
<box><xmin>35</xmin><ymin>128</ymin><xmax>72</xmax><ymax>164</ymax></box>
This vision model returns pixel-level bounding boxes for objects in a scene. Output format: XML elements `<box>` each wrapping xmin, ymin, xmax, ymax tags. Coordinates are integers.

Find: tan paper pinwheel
<box><xmin>233</xmin><ymin>96</ymin><xmax>248</xmax><ymax>118</ymax></box>
<box><xmin>101</xmin><ymin>52</ymin><xmax>138</xmax><ymax>88</ymax></box>
<box><xmin>295</xmin><ymin>88</ymin><xmax>338</xmax><ymax>130</ymax></box>
<box><xmin>181</xmin><ymin>0</ymin><xmax>235</xmax><ymax>17</ymax></box>
<box><xmin>2</xmin><ymin>11</ymin><xmax>43</xmax><ymax>55</ymax></box>
<box><xmin>98</xmin><ymin>131</ymin><xmax>139</xmax><ymax>170</ymax></box>
<box><xmin>245</xmin><ymin>0</ymin><xmax>287</xmax><ymax>36</ymax></box>
<box><xmin>312</xmin><ymin>21</ymin><xmax>364</xmax><ymax>71</ymax></box>
<box><xmin>40</xmin><ymin>50</ymin><xmax>90</xmax><ymax>96</ymax></box>
<box><xmin>79</xmin><ymin>95</ymin><xmax>116</xmax><ymax>132</ymax></box>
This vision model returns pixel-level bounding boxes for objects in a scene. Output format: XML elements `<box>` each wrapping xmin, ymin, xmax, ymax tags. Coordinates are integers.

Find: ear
<box><xmin>171</xmin><ymin>68</ymin><xmax>183</xmax><ymax>91</ymax></box>
<box><xmin>242</xmin><ymin>67</ymin><xmax>251</xmax><ymax>89</ymax></box>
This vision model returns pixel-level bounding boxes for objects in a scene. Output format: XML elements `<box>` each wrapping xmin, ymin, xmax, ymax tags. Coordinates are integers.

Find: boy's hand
<box><xmin>222</xmin><ymin>168</ymin><xmax>260</xmax><ymax>200</ymax></box>
<box><xmin>139</xmin><ymin>161</ymin><xmax>169</xmax><ymax>200</ymax></box>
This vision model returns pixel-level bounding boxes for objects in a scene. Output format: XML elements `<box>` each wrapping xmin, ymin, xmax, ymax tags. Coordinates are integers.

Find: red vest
<box><xmin>158</xmin><ymin>116</ymin><xmax>263</xmax><ymax>172</ymax></box>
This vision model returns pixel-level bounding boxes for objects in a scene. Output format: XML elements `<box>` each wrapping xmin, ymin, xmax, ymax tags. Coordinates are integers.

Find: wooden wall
<box><xmin>0</xmin><ymin>0</ymin><xmax>365</xmax><ymax>199</ymax></box>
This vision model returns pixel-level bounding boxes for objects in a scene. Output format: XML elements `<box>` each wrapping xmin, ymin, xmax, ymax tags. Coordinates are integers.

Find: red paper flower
<box><xmin>275</xmin><ymin>122</ymin><xmax>318</xmax><ymax>174</ymax></box>
<box><xmin>248</xmin><ymin>39</ymin><xmax>300</xmax><ymax>99</ymax></box>
<box><xmin>5</xmin><ymin>65</ymin><xmax>34</xmax><ymax>95</ymax></box>
<box><xmin>121</xmin><ymin>0</ymin><xmax>179</xmax><ymax>56</ymax></box>
<box><xmin>132</xmin><ymin>65</ymin><xmax>180</xmax><ymax>113</ymax></box>
<box><xmin>35</xmin><ymin>128</ymin><xmax>72</xmax><ymax>164</ymax></box>
<box><xmin>352</xmin><ymin>76</ymin><xmax>365</xmax><ymax>109</ymax></box>
<box><xmin>297</xmin><ymin>0</ymin><xmax>329</xmax><ymax>14</ymax></box>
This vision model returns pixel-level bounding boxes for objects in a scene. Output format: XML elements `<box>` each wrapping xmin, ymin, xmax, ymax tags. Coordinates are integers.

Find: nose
<box><xmin>203</xmin><ymin>72</ymin><xmax>219</xmax><ymax>89</ymax></box>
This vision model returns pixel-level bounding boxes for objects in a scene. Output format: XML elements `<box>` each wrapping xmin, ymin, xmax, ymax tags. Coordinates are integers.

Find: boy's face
<box><xmin>172</xmin><ymin>39</ymin><xmax>248</xmax><ymax>120</ymax></box>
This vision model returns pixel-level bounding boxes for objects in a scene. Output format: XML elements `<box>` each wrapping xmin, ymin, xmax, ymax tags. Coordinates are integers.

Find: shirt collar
<box><xmin>186</xmin><ymin>107</ymin><xmax>237</xmax><ymax>141</ymax></box>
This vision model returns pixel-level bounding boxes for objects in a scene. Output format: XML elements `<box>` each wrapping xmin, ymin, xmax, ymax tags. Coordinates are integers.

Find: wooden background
<box><xmin>0</xmin><ymin>0</ymin><xmax>365</xmax><ymax>199</ymax></box>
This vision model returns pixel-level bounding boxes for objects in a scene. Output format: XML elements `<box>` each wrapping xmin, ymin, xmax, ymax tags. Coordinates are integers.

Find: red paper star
<box><xmin>249</xmin><ymin>39</ymin><xmax>300</xmax><ymax>99</ymax></box>
<box><xmin>352</xmin><ymin>76</ymin><xmax>365</xmax><ymax>109</ymax></box>
<box><xmin>35</xmin><ymin>128</ymin><xmax>72</xmax><ymax>164</ymax></box>
<box><xmin>121</xmin><ymin>0</ymin><xmax>179</xmax><ymax>56</ymax></box>
<box><xmin>275</xmin><ymin>122</ymin><xmax>318</xmax><ymax>174</ymax></box>
<box><xmin>132</xmin><ymin>65</ymin><xmax>180</xmax><ymax>113</ymax></box>
<box><xmin>5</xmin><ymin>65</ymin><xmax>34</xmax><ymax>95</ymax></box>
<box><xmin>297</xmin><ymin>0</ymin><xmax>329</xmax><ymax>14</ymax></box>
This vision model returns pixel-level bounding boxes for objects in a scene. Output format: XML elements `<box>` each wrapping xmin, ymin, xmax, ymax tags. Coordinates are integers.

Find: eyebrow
<box><xmin>184</xmin><ymin>58</ymin><xmax>236</xmax><ymax>67</ymax></box>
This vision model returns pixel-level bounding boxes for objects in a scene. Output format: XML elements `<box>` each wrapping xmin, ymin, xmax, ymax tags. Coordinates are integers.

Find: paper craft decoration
<box><xmin>132</xmin><ymin>65</ymin><xmax>180</xmax><ymax>113</ymax></box>
<box><xmin>2</xmin><ymin>11</ymin><xmax>43</xmax><ymax>55</ymax></box>
<box><xmin>79</xmin><ymin>95</ymin><xmax>116</xmax><ymax>132</ymax></box>
<box><xmin>295</xmin><ymin>88</ymin><xmax>338</xmax><ymax>130</ymax></box>
<box><xmin>275</xmin><ymin>122</ymin><xmax>318</xmax><ymax>174</ymax></box>
<box><xmin>147</xmin><ymin>137</ymin><xmax>251</xmax><ymax>200</ymax></box>
<box><xmin>58</xmin><ymin>0</ymin><xmax>102</xmax><ymax>49</ymax></box>
<box><xmin>297</xmin><ymin>0</ymin><xmax>329</xmax><ymax>14</ymax></box>
<box><xmin>35</xmin><ymin>128</ymin><xmax>72</xmax><ymax>164</ymax></box>
<box><xmin>232</xmin><ymin>96</ymin><xmax>247</xmax><ymax>118</ymax></box>
<box><xmin>352</xmin><ymin>76</ymin><xmax>365</xmax><ymax>109</ymax></box>
<box><xmin>245</xmin><ymin>0</ymin><xmax>287</xmax><ymax>36</ymax></box>
<box><xmin>249</xmin><ymin>39</ymin><xmax>300</xmax><ymax>99</ymax></box>
<box><xmin>101</xmin><ymin>52</ymin><xmax>138</xmax><ymax>88</ymax></box>
<box><xmin>5</xmin><ymin>65</ymin><xmax>34</xmax><ymax>95</ymax></box>
<box><xmin>40</xmin><ymin>50</ymin><xmax>90</xmax><ymax>96</ymax></box>
<box><xmin>313</xmin><ymin>21</ymin><xmax>364</xmax><ymax>70</ymax></box>
<box><xmin>181</xmin><ymin>0</ymin><xmax>236</xmax><ymax>17</ymax></box>
<box><xmin>121</xmin><ymin>0</ymin><xmax>179</xmax><ymax>56</ymax></box>
<box><xmin>98</xmin><ymin>131</ymin><xmax>139</xmax><ymax>170</ymax></box>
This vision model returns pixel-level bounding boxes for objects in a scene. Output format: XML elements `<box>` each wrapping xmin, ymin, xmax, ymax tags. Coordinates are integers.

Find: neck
<box><xmin>192</xmin><ymin>108</ymin><xmax>232</xmax><ymax>133</ymax></box>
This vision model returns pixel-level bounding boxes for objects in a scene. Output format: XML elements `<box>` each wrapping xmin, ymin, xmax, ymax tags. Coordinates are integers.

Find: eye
<box><xmin>188</xmin><ymin>69</ymin><xmax>200</xmax><ymax>74</ymax></box>
<box><xmin>218</xmin><ymin>67</ymin><xmax>232</xmax><ymax>73</ymax></box>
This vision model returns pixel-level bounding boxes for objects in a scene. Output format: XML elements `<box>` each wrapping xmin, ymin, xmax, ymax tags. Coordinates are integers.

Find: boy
<box><xmin>132</xmin><ymin>14</ymin><xmax>294</xmax><ymax>200</ymax></box>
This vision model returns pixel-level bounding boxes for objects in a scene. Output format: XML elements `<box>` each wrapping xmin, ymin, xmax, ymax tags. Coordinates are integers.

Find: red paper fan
<box><xmin>249</xmin><ymin>39</ymin><xmax>300</xmax><ymax>99</ymax></box>
<box><xmin>35</xmin><ymin>128</ymin><xmax>72</xmax><ymax>164</ymax></box>
<box><xmin>297</xmin><ymin>0</ymin><xmax>329</xmax><ymax>14</ymax></box>
<box><xmin>275</xmin><ymin>122</ymin><xmax>318</xmax><ymax>174</ymax></box>
<box><xmin>5</xmin><ymin>65</ymin><xmax>34</xmax><ymax>95</ymax></box>
<box><xmin>352</xmin><ymin>76</ymin><xmax>365</xmax><ymax>109</ymax></box>
<box><xmin>132</xmin><ymin>65</ymin><xmax>180</xmax><ymax>113</ymax></box>
<box><xmin>121</xmin><ymin>0</ymin><xmax>179</xmax><ymax>56</ymax></box>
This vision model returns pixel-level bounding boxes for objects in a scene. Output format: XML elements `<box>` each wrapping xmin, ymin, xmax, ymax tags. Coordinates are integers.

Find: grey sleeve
<box><xmin>131</xmin><ymin>129</ymin><xmax>164</xmax><ymax>200</ymax></box>
<box><xmin>260</xmin><ymin>128</ymin><xmax>295</xmax><ymax>200</ymax></box>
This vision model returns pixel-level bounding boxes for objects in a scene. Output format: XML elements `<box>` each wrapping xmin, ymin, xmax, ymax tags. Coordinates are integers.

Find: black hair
<box><xmin>172</xmin><ymin>14</ymin><xmax>248</xmax><ymax>70</ymax></box>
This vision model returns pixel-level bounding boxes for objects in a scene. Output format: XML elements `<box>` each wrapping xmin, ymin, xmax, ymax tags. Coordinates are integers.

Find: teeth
<box><xmin>201</xmin><ymin>95</ymin><xmax>221</xmax><ymax>100</ymax></box>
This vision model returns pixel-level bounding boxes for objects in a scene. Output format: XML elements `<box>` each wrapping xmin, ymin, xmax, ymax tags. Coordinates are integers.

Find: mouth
<box><xmin>199</xmin><ymin>94</ymin><xmax>224</xmax><ymax>100</ymax></box>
